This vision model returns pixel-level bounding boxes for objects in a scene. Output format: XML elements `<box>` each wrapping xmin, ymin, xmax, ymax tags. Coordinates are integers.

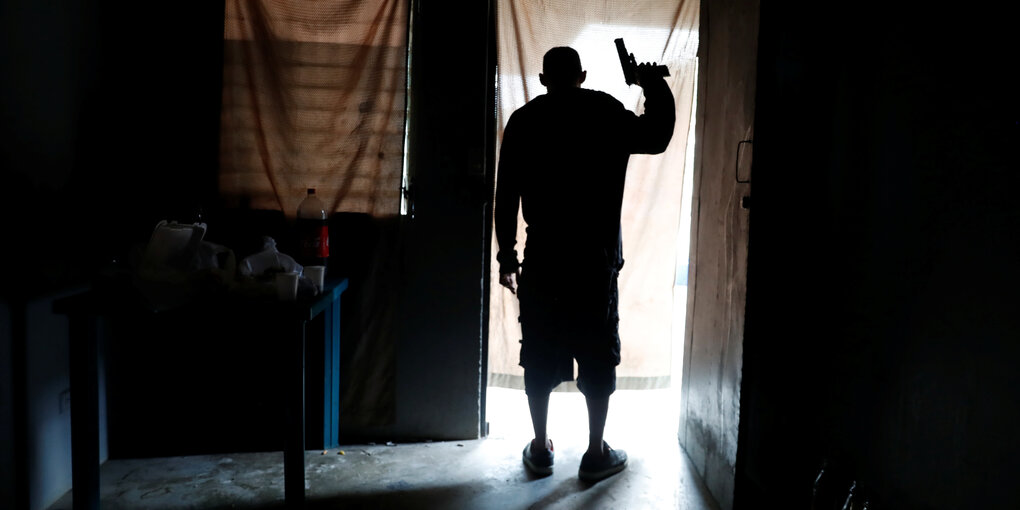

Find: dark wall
<box><xmin>1</xmin><ymin>3</ymin><xmax>226</xmax><ymax>508</ymax></box>
<box><xmin>73</xmin><ymin>2</ymin><xmax>227</xmax><ymax>254</ymax></box>
<box><xmin>1</xmin><ymin>1</ymin><xmax>226</xmax><ymax>298</ymax></box>
<box><xmin>1</xmin><ymin>1</ymin><xmax>88</xmax><ymax>298</ymax></box>
<box><xmin>737</xmin><ymin>3</ymin><xmax>1019</xmax><ymax>508</ymax></box>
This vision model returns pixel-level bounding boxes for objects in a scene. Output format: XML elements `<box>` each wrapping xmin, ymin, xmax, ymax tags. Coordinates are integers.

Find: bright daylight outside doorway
<box><xmin>486</xmin><ymin>15</ymin><xmax>699</xmax><ymax>473</ymax></box>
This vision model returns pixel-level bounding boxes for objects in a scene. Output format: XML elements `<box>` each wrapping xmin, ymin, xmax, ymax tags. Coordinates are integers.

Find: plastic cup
<box><xmin>275</xmin><ymin>272</ymin><xmax>300</xmax><ymax>301</ymax></box>
<box><xmin>304</xmin><ymin>265</ymin><xmax>326</xmax><ymax>294</ymax></box>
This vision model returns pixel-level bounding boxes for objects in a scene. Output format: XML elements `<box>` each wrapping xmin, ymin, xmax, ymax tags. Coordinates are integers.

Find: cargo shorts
<box><xmin>516</xmin><ymin>266</ymin><xmax>621</xmax><ymax>398</ymax></box>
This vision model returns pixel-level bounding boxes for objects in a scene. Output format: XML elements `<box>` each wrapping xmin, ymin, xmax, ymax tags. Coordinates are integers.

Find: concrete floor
<box><xmin>50</xmin><ymin>388</ymin><xmax>719</xmax><ymax>510</ymax></box>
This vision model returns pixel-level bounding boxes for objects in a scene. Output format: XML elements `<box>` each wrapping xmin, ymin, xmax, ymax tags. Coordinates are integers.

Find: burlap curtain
<box><xmin>489</xmin><ymin>0</ymin><xmax>699</xmax><ymax>390</ymax></box>
<box><xmin>219</xmin><ymin>0</ymin><xmax>408</xmax><ymax>217</ymax></box>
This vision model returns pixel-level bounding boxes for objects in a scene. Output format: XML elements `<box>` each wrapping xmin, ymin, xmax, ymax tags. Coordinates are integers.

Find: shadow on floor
<box><xmin>304</xmin><ymin>478</ymin><xmax>614</xmax><ymax>510</ymax></box>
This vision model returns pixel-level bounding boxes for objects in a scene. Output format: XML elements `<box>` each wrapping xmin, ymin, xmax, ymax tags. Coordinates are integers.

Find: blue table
<box><xmin>54</xmin><ymin>277</ymin><xmax>348</xmax><ymax>509</ymax></box>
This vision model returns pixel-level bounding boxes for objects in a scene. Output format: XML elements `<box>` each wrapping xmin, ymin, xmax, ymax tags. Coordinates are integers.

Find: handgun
<box><xmin>614</xmin><ymin>38</ymin><xmax>670</xmax><ymax>86</ymax></box>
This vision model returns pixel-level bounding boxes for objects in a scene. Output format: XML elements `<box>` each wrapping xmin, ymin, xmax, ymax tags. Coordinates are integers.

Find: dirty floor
<box><xmin>49</xmin><ymin>388</ymin><xmax>720</xmax><ymax>510</ymax></box>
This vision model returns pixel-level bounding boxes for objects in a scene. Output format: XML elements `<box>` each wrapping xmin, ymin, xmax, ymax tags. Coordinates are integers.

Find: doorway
<box><xmin>485</xmin><ymin>0</ymin><xmax>701</xmax><ymax>463</ymax></box>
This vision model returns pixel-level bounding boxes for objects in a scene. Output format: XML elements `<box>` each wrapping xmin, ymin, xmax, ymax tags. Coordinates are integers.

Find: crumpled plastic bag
<box><xmin>239</xmin><ymin>236</ymin><xmax>303</xmax><ymax>278</ymax></box>
<box><xmin>237</xmin><ymin>237</ymin><xmax>320</xmax><ymax>298</ymax></box>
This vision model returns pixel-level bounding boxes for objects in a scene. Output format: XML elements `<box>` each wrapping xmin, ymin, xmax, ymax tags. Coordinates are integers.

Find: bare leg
<box><xmin>527</xmin><ymin>390</ymin><xmax>552</xmax><ymax>451</ymax></box>
<box><xmin>585</xmin><ymin>394</ymin><xmax>610</xmax><ymax>456</ymax></box>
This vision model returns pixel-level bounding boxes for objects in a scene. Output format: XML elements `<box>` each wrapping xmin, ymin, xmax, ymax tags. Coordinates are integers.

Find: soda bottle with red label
<box><xmin>297</xmin><ymin>188</ymin><xmax>329</xmax><ymax>268</ymax></box>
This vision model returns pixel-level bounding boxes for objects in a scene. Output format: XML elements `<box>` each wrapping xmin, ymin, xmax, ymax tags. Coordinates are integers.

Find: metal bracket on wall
<box><xmin>735</xmin><ymin>139</ymin><xmax>753</xmax><ymax>184</ymax></box>
<box><xmin>736</xmin><ymin>139</ymin><xmax>752</xmax><ymax>209</ymax></box>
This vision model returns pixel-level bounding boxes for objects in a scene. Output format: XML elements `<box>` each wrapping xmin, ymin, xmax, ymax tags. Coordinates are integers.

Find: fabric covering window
<box><xmin>219</xmin><ymin>0</ymin><xmax>408</xmax><ymax>217</ymax></box>
<box><xmin>489</xmin><ymin>0</ymin><xmax>699</xmax><ymax>390</ymax></box>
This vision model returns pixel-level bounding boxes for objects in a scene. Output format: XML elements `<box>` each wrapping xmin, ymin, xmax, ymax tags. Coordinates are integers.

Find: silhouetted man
<box><xmin>495</xmin><ymin>46</ymin><xmax>675</xmax><ymax>481</ymax></box>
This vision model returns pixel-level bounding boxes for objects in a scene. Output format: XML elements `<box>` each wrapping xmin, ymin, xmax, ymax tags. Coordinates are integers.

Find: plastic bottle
<box><xmin>296</xmin><ymin>188</ymin><xmax>329</xmax><ymax>268</ymax></box>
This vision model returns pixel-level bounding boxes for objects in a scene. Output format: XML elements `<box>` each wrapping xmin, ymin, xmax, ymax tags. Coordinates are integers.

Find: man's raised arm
<box><xmin>626</xmin><ymin>63</ymin><xmax>676</xmax><ymax>154</ymax></box>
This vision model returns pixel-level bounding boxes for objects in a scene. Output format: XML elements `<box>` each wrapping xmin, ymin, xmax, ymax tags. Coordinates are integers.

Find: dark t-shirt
<box><xmin>494</xmin><ymin>80</ymin><xmax>675</xmax><ymax>275</ymax></box>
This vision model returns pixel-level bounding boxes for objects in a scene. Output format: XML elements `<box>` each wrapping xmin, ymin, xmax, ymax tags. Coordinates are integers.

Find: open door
<box><xmin>679</xmin><ymin>1</ymin><xmax>760</xmax><ymax>509</ymax></box>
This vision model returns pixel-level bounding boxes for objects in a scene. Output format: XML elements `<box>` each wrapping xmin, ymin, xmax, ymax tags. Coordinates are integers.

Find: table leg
<box><xmin>69</xmin><ymin>314</ymin><xmax>100</xmax><ymax>510</ymax></box>
<box><xmin>324</xmin><ymin>296</ymin><xmax>341</xmax><ymax>448</ymax></box>
<box><xmin>284</xmin><ymin>320</ymin><xmax>306</xmax><ymax>508</ymax></box>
